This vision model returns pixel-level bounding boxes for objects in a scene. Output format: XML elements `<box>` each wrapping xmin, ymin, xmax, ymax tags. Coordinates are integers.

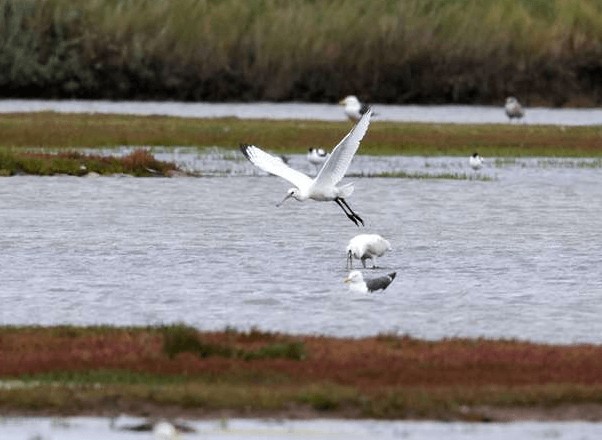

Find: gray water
<box><xmin>2</xmin><ymin>99</ymin><xmax>602</xmax><ymax>125</ymax></box>
<box><xmin>2</xmin><ymin>417</ymin><xmax>602</xmax><ymax>440</ymax></box>
<box><xmin>1</xmin><ymin>153</ymin><xmax>601</xmax><ymax>344</ymax></box>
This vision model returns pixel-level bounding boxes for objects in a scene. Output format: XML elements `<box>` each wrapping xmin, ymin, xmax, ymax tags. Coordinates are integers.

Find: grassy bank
<box><xmin>1</xmin><ymin>0</ymin><xmax>602</xmax><ymax>104</ymax></box>
<box><xmin>1</xmin><ymin>113</ymin><xmax>602</xmax><ymax>157</ymax></box>
<box><xmin>0</xmin><ymin>148</ymin><xmax>181</xmax><ymax>176</ymax></box>
<box><xmin>1</xmin><ymin>326</ymin><xmax>602</xmax><ymax>420</ymax></box>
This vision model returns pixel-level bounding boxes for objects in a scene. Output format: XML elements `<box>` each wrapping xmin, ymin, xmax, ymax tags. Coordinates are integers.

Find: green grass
<box><xmin>161</xmin><ymin>324</ymin><xmax>306</xmax><ymax>361</ymax></box>
<box><xmin>1</xmin><ymin>113</ymin><xmax>601</xmax><ymax>157</ymax></box>
<box><xmin>0</xmin><ymin>148</ymin><xmax>181</xmax><ymax>176</ymax></box>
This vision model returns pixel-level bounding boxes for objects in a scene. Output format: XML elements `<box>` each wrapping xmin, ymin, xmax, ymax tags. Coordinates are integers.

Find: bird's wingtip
<box><xmin>239</xmin><ymin>144</ymin><xmax>253</xmax><ymax>159</ymax></box>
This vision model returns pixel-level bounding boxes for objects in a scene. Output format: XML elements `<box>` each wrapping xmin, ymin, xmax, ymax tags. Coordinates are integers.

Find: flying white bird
<box><xmin>307</xmin><ymin>147</ymin><xmax>328</xmax><ymax>172</ymax></box>
<box><xmin>469</xmin><ymin>152</ymin><xmax>484</xmax><ymax>170</ymax></box>
<box><xmin>346</xmin><ymin>234</ymin><xmax>392</xmax><ymax>269</ymax></box>
<box><xmin>339</xmin><ymin>95</ymin><xmax>372</xmax><ymax>122</ymax></box>
<box><xmin>240</xmin><ymin>108</ymin><xmax>373</xmax><ymax>226</ymax></box>
<box><xmin>344</xmin><ymin>270</ymin><xmax>396</xmax><ymax>293</ymax></box>
<box><xmin>505</xmin><ymin>96</ymin><xmax>525</xmax><ymax>121</ymax></box>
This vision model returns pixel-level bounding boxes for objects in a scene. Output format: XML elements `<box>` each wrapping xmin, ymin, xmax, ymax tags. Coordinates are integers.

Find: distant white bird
<box><xmin>346</xmin><ymin>234</ymin><xmax>391</xmax><ymax>269</ymax></box>
<box><xmin>307</xmin><ymin>147</ymin><xmax>328</xmax><ymax>172</ymax></box>
<box><xmin>240</xmin><ymin>108</ymin><xmax>373</xmax><ymax>226</ymax></box>
<box><xmin>344</xmin><ymin>270</ymin><xmax>397</xmax><ymax>293</ymax></box>
<box><xmin>469</xmin><ymin>152</ymin><xmax>484</xmax><ymax>170</ymax></box>
<box><xmin>505</xmin><ymin>96</ymin><xmax>525</xmax><ymax>121</ymax></box>
<box><xmin>339</xmin><ymin>95</ymin><xmax>372</xmax><ymax>122</ymax></box>
<box><xmin>153</xmin><ymin>421</ymin><xmax>179</xmax><ymax>440</ymax></box>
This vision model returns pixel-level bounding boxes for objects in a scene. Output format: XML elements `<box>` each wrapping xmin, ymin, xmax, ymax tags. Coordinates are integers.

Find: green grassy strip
<box><xmin>2</xmin><ymin>377</ymin><xmax>602</xmax><ymax>420</ymax></box>
<box><xmin>161</xmin><ymin>325</ymin><xmax>306</xmax><ymax>361</ymax></box>
<box><xmin>0</xmin><ymin>148</ymin><xmax>180</xmax><ymax>176</ymax></box>
<box><xmin>1</xmin><ymin>113</ymin><xmax>601</xmax><ymax>157</ymax></box>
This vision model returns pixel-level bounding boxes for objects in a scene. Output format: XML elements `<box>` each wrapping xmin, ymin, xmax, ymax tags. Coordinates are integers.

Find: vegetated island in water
<box><xmin>1</xmin><ymin>113</ymin><xmax>602</xmax><ymax>162</ymax></box>
<box><xmin>0</xmin><ymin>149</ymin><xmax>186</xmax><ymax>177</ymax></box>
<box><xmin>1</xmin><ymin>325</ymin><xmax>601</xmax><ymax>421</ymax></box>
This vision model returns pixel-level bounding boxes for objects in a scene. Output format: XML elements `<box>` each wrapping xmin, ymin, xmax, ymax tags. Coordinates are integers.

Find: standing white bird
<box><xmin>469</xmin><ymin>152</ymin><xmax>484</xmax><ymax>170</ymax></box>
<box><xmin>344</xmin><ymin>270</ymin><xmax>396</xmax><ymax>293</ymax></box>
<box><xmin>339</xmin><ymin>95</ymin><xmax>372</xmax><ymax>122</ymax></box>
<box><xmin>240</xmin><ymin>108</ymin><xmax>373</xmax><ymax>226</ymax></box>
<box><xmin>307</xmin><ymin>147</ymin><xmax>328</xmax><ymax>173</ymax></box>
<box><xmin>505</xmin><ymin>96</ymin><xmax>525</xmax><ymax>122</ymax></box>
<box><xmin>346</xmin><ymin>234</ymin><xmax>392</xmax><ymax>269</ymax></box>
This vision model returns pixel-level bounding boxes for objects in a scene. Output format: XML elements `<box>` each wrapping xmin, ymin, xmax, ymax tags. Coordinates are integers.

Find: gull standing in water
<box><xmin>469</xmin><ymin>152</ymin><xmax>484</xmax><ymax>170</ymax></box>
<box><xmin>344</xmin><ymin>270</ymin><xmax>396</xmax><ymax>293</ymax></box>
<box><xmin>240</xmin><ymin>109</ymin><xmax>372</xmax><ymax>226</ymax></box>
<box><xmin>339</xmin><ymin>95</ymin><xmax>372</xmax><ymax>122</ymax></box>
<box><xmin>307</xmin><ymin>147</ymin><xmax>328</xmax><ymax>173</ymax></box>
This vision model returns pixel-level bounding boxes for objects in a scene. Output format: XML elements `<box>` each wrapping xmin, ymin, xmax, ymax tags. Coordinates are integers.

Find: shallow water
<box><xmin>1</xmin><ymin>153</ymin><xmax>601</xmax><ymax>343</ymax></box>
<box><xmin>2</xmin><ymin>99</ymin><xmax>602</xmax><ymax>125</ymax></box>
<box><xmin>2</xmin><ymin>417</ymin><xmax>602</xmax><ymax>440</ymax></box>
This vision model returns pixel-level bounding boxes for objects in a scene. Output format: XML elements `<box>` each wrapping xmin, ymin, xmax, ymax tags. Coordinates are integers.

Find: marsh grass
<box><xmin>1</xmin><ymin>113</ymin><xmax>601</xmax><ymax>157</ymax></box>
<box><xmin>354</xmin><ymin>171</ymin><xmax>495</xmax><ymax>181</ymax></box>
<box><xmin>0</xmin><ymin>148</ymin><xmax>180</xmax><ymax>176</ymax></box>
<box><xmin>161</xmin><ymin>324</ymin><xmax>306</xmax><ymax>361</ymax></box>
<box><xmin>1</xmin><ymin>326</ymin><xmax>602</xmax><ymax>419</ymax></box>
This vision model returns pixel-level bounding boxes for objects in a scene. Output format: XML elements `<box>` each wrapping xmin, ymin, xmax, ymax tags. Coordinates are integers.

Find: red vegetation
<box><xmin>1</xmin><ymin>328</ymin><xmax>601</xmax><ymax>392</ymax></box>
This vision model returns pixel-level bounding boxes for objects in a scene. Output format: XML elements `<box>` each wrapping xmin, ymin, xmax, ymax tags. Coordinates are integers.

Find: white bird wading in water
<box><xmin>240</xmin><ymin>108</ymin><xmax>373</xmax><ymax>227</ymax></box>
<box><xmin>346</xmin><ymin>234</ymin><xmax>392</xmax><ymax>269</ymax></box>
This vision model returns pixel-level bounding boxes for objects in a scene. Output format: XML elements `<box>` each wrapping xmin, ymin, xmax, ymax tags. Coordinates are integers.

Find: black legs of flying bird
<box><xmin>335</xmin><ymin>198</ymin><xmax>364</xmax><ymax>227</ymax></box>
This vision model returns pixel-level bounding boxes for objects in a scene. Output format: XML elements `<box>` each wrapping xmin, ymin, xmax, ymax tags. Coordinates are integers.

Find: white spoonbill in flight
<box><xmin>240</xmin><ymin>108</ymin><xmax>372</xmax><ymax>226</ymax></box>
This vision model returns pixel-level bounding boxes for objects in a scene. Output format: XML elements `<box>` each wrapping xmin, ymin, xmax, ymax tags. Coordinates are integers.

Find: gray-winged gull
<box><xmin>344</xmin><ymin>270</ymin><xmax>396</xmax><ymax>293</ymax></box>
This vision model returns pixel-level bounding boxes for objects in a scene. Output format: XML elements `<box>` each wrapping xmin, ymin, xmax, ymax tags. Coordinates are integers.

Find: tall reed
<box><xmin>1</xmin><ymin>0</ymin><xmax>602</xmax><ymax>104</ymax></box>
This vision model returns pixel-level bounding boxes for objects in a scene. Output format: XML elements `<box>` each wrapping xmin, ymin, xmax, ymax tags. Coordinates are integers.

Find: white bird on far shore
<box><xmin>469</xmin><ymin>153</ymin><xmax>484</xmax><ymax>170</ymax></box>
<box><xmin>307</xmin><ymin>147</ymin><xmax>328</xmax><ymax>172</ymax></box>
<box><xmin>339</xmin><ymin>95</ymin><xmax>372</xmax><ymax>122</ymax></box>
<box><xmin>505</xmin><ymin>96</ymin><xmax>525</xmax><ymax>122</ymax></box>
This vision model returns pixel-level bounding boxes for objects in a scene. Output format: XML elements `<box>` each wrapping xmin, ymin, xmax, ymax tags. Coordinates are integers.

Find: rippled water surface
<box><xmin>2</xmin><ymin>99</ymin><xmax>602</xmax><ymax>125</ymax></box>
<box><xmin>1</xmin><ymin>153</ymin><xmax>601</xmax><ymax>343</ymax></box>
<box><xmin>2</xmin><ymin>417</ymin><xmax>602</xmax><ymax>440</ymax></box>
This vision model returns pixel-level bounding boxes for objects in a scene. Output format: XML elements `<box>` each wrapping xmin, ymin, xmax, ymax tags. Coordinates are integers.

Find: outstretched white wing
<box><xmin>314</xmin><ymin>108</ymin><xmax>372</xmax><ymax>188</ymax></box>
<box><xmin>240</xmin><ymin>144</ymin><xmax>312</xmax><ymax>189</ymax></box>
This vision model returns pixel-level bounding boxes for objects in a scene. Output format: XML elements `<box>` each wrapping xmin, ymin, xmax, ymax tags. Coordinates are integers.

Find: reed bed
<box><xmin>1</xmin><ymin>325</ymin><xmax>601</xmax><ymax>420</ymax></box>
<box><xmin>1</xmin><ymin>0</ymin><xmax>602</xmax><ymax>104</ymax></box>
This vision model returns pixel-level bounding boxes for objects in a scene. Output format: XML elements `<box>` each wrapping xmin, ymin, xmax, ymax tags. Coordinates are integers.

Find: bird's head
<box><xmin>339</xmin><ymin>95</ymin><xmax>359</xmax><ymax>106</ymax></box>
<box><xmin>344</xmin><ymin>270</ymin><xmax>363</xmax><ymax>284</ymax></box>
<box><xmin>276</xmin><ymin>188</ymin><xmax>302</xmax><ymax>206</ymax></box>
